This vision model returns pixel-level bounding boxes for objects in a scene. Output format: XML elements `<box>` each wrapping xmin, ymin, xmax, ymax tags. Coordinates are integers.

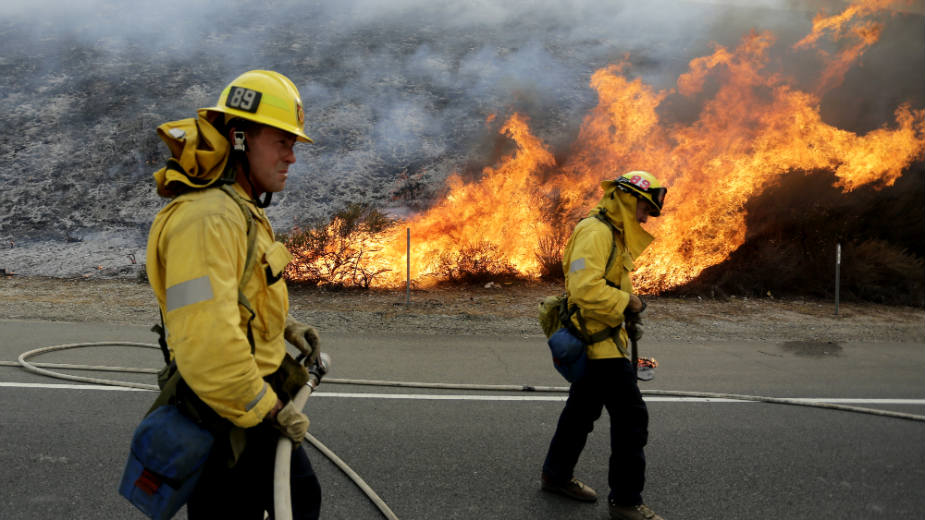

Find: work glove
<box><xmin>275</xmin><ymin>401</ymin><xmax>310</xmax><ymax>444</ymax></box>
<box><xmin>625</xmin><ymin>294</ymin><xmax>646</xmax><ymax>342</ymax></box>
<box><xmin>625</xmin><ymin>317</ymin><xmax>644</xmax><ymax>342</ymax></box>
<box><xmin>627</xmin><ymin>293</ymin><xmax>647</xmax><ymax>314</ymax></box>
<box><xmin>284</xmin><ymin>316</ymin><xmax>321</xmax><ymax>365</ymax></box>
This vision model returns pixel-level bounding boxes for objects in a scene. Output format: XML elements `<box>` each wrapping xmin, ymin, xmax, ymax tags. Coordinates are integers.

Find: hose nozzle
<box><xmin>307</xmin><ymin>352</ymin><xmax>331</xmax><ymax>388</ymax></box>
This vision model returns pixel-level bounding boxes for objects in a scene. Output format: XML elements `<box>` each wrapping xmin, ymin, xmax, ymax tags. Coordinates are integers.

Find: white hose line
<box><xmin>10</xmin><ymin>341</ymin><xmax>925</xmax><ymax>518</ymax></box>
<box><xmin>16</xmin><ymin>342</ymin><xmax>159</xmax><ymax>391</ymax></box>
<box><xmin>302</xmin><ymin>432</ymin><xmax>400</xmax><ymax>520</ymax></box>
<box><xmin>10</xmin><ymin>342</ymin><xmax>925</xmax><ymax>422</ymax></box>
<box><xmin>642</xmin><ymin>389</ymin><xmax>925</xmax><ymax>422</ymax></box>
<box><xmin>12</xmin><ymin>342</ymin><xmax>925</xmax><ymax>423</ymax></box>
<box><xmin>14</xmin><ymin>342</ymin><xmax>399</xmax><ymax>519</ymax></box>
<box><xmin>0</xmin><ymin>359</ymin><xmax>158</xmax><ymax>374</ymax></box>
<box><xmin>324</xmin><ymin>377</ymin><xmax>925</xmax><ymax>422</ymax></box>
<box><xmin>274</xmin><ymin>384</ymin><xmax>313</xmax><ymax>520</ymax></box>
<box><xmin>273</xmin><ymin>383</ymin><xmax>400</xmax><ymax>520</ymax></box>
<box><xmin>325</xmin><ymin>377</ymin><xmax>565</xmax><ymax>393</ymax></box>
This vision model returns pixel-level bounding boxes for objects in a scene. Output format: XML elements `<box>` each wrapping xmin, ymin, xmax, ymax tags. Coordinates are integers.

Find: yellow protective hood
<box><xmin>153</xmin><ymin>115</ymin><xmax>233</xmax><ymax>198</ymax></box>
<box><xmin>593</xmin><ymin>183</ymin><xmax>654</xmax><ymax>262</ymax></box>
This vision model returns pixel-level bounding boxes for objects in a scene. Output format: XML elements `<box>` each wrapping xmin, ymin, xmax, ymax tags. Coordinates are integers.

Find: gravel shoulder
<box><xmin>0</xmin><ymin>275</ymin><xmax>923</xmax><ymax>344</ymax></box>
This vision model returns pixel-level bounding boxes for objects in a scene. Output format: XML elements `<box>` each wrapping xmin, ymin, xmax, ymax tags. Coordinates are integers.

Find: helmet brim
<box><xmin>197</xmin><ymin>107</ymin><xmax>313</xmax><ymax>143</ymax></box>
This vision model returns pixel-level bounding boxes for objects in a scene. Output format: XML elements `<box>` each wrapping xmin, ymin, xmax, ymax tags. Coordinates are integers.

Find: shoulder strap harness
<box><xmin>152</xmin><ymin>183</ymin><xmax>260</xmax><ymax>363</ymax></box>
<box><xmin>560</xmin><ymin>208</ymin><xmax>623</xmax><ymax>346</ymax></box>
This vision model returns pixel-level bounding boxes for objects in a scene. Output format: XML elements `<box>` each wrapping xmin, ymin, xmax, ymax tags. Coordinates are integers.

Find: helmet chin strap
<box><xmin>232</xmin><ymin>132</ymin><xmax>272</xmax><ymax>208</ymax></box>
<box><xmin>240</xmin><ymin>158</ymin><xmax>272</xmax><ymax>208</ymax></box>
<box><xmin>247</xmin><ymin>178</ymin><xmax>273</xmax><ymax>208</ymax></box>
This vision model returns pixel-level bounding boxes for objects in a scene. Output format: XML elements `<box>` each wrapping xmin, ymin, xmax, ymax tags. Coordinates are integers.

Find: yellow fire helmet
<box><xmin>197</xmin><ymin>69</ymin><xmax>313</xmax><ymax>143</ymax></box>
<box><xmin>601</xmin><ymin>171</ymin><xmax>667</xmax><ymax>216</ymax></box>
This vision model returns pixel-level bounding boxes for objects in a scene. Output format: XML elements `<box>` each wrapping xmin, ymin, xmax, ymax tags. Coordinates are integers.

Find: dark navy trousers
<box><xmin>543</xmin><ymin>357</ymin><xmax>649</xmax><ymax>506</ymax></box>
<box><xmin>188</xmin><ymin>422</ymin><xmax>321</xmax><ymax>519</ymax></box>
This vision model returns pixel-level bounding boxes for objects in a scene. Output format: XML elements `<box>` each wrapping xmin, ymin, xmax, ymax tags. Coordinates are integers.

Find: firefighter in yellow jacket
<box><xmin>541</xmin><ymin>171</ymin><xmax>667</xmax><ymax>520</ymax></box>
<box><xmin>146</xmin><ymin>70</ymin><xmax>322</xmax><ymax>519</ymax></box>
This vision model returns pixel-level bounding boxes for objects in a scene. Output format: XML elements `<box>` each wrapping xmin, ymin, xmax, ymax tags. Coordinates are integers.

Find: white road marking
<box><xmin>1</xmin><ymin>382</ymin><xmax>922</xmax><ymax>405</ymax></box>
<box><xmin>0</xmin><ymin>382</ymin><xmax>148</xmax><ymax>391</ymax></box>
<box><xmin>311</xmin><ymin>392</ymin><xmax>925</xmax><ymax>404</ymax></box>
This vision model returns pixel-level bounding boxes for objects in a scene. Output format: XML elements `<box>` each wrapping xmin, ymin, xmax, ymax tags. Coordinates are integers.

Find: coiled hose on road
<box><xmin>8</xmin><ymin>342</ymin><xmax>399</xmax><ymax>520</ymax></box>
<box><xmin>6</xmin><ymin>341</ymin><xmax>925</xmax><ymax>519</ymax></box>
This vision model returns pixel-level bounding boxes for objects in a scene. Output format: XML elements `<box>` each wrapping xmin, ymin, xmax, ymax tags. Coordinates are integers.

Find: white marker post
<box><xmin>834</xmin><ymin>243</ymin><xmax>841</xmax><ymax>315</ymax></box>
<box><xmin>406</xmin><ymin>228</ymin><xmax>411</xmax><ymax>306</ymax></box>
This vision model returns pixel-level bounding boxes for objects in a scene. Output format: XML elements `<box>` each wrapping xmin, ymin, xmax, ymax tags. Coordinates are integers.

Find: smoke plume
<box><xmin>0</xmin><ymin>0</ymin><xmax>922</xmax><ymax>298</ymax></box>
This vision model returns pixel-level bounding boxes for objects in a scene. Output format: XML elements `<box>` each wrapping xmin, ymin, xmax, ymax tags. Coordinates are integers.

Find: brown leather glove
<box><xmin>625</xmin><ymin>294</ymin><xmax>645</xmax><ymax>341</ymax></box>
<box><xmin>275</xmin><ymin>401</ymin><xmax>310</xmax><ymax>444</ymax></box>
<box><xmin>625</xmin><ymin>317</ymin><xmax>644</xmax><ymax>342</ymax></box>
<box><xmin>284</xmin><ymin>316</ymin><xmax>321</xmax><ymax>365</ymax></box>
<box><xmin>627</xmin><ymin>293</ymin><xmax>647</xmax><ymax>314</ymax></box>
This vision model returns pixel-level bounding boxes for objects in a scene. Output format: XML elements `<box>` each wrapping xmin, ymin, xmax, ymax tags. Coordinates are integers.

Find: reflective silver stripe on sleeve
<box><xmin>569</xmin><ymin>258</ymin><xmax>586</xmax><ymax>273</ymax></box>
<box><xmin>245</xmin><ymin>382</ymin><xmax>268</xmax><ymax>412</ymax></box>
<box><xmin>165</xmin><ymin>276</ymin><xmax>214</xmax><ymax>312</ymax></box>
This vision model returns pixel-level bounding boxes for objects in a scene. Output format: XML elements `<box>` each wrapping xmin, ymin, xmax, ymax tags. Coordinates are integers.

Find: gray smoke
<box><xmin>0</xmin><ymin>0</ymin><xmax>922</xmax><ymax>277</ymax></box>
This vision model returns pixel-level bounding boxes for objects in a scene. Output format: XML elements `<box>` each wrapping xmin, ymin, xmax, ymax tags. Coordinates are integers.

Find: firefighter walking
<box><xmin>541</xmin><ymin>171</ymin><xmax>667</xmax><ymax>520</ymax></box>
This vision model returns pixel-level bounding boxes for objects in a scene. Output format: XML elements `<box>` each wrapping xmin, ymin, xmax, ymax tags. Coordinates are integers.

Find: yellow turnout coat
<box><xmin>562</xmin><ymin>187</ymin><xmax>654</xmax><ymax>359</ymax></box>
<box><xmin>146</xmin><ymin>117</ymin><xmax>293</xmax><ymax>428</ymax></box>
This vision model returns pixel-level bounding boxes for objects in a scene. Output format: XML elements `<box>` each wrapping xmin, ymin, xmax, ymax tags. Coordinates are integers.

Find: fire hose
<box><xmin>11</xmin><ymin>343</ymin><xmax>400</xmax><ymax>520</ymax></box>
<box><xmin>273</xmin><ymin>354</ymin><xmax>327</xmax><ymax>520</ymax></box>
<box><xmin>11</xmin><ymin>342</ymin><xmax>925</xmax><ymax>425</ymax></box>
<box><xmin>272</xmin><ymin>354</ymin><xmax>398</xmax><ymax>520</ymax></box>
<box><xmin>6</xmin><ymin>341</ymin><xmax>925</xmax><ymax>518</ymax></box>
<box><xmin>10</xmin><ymin>342</ymin><xmax>925</xmax><ymax>425</ymax></box>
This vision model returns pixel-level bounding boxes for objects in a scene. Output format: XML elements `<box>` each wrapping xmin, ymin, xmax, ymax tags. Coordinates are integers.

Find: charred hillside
<box><xmin>0</xmin><ymin>1</ymin><xmax>922</xmax><ymax>304</ymax></box>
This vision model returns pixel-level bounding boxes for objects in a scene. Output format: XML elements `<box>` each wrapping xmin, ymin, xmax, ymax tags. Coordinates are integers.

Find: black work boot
<box><xmin>540</xmin><ymin>473</ymin><xmax>598</xmax><ymax>502</ymax></box>
<box><xmin>609</xmin><ymin>500</ymin><xmax>664</xmax><ymax>520</ymax></box>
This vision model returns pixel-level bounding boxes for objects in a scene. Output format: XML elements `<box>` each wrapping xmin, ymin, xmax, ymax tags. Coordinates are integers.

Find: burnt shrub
<box><xmin>842</xmin><ymin>239</ymin><xmax>924</xmax><ymax>304</ymax></box>
<box><xmin>534</xmin><ymin>187</ymin><xmax>579</xmax><ymax>281</ymax></box>
<box><xmin>434</xmin><ymin>242</ymin><xmax>520</xmax><ymax>285</ymax></box>
<box><xmin>282</xmin><ymin>203</ymin><xmax>396</xmax><ymax>288</ymax></box>
<box><xmin>535</xmin><ymin>234</ymin><xmax>565</xmax><ymax>281</ymax></box>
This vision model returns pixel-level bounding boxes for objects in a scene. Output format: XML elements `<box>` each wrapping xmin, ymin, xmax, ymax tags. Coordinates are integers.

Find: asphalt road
<box><xmin>1</xmin><ymin>319</ymin><xmax>923</xmax><ymax>519</ymax></box>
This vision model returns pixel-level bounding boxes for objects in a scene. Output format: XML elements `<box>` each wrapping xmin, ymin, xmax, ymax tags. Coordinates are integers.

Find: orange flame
<box><xmin>287</xmin><ymin>0</ymin><xmax>924</xmax><ymax>291</ymax></box>
<box><xmin>792</xmin><ymin>0</ymin><xmax>909</xmax><ymax>93</ymax></box>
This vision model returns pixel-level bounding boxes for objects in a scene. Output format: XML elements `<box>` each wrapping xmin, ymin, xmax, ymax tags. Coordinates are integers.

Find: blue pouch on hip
<box><xmin>547</xmin><ymin>328</ymin><xmax>588</xmax><ymax>383</ymax></box>
<box><xmin>119</xmin><ymin>404</ymin><xmax>214</xmax><ymax>520</ymax></box>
